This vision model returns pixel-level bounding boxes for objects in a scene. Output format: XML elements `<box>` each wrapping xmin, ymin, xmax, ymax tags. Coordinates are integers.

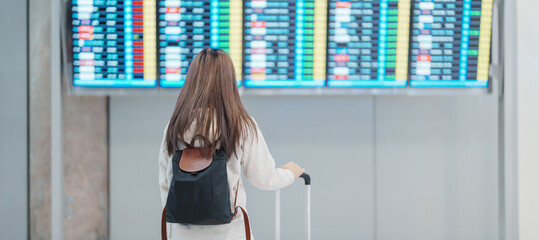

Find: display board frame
<box><xmin>61</xmin><ymin>0</ymin><xmax>499</xmax><ymax>96</ymax></box>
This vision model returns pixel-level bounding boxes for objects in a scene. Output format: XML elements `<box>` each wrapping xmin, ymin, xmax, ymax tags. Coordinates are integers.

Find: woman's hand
<box><xmin>280</xmin><ymin>162</ymin><xmax>305</xmax><ymax>179</ymax></box>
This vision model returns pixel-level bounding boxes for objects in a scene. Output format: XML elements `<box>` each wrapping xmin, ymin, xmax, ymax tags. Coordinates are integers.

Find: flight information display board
<box><xmin>242</xmin><ymin>0</ymin><xmax>327</xmax><ymax>87</ymax></box>
<box><xmin>409</xmin><ymin>0</ymin><xmax>493</xmax><ymax>87</ymax></box>
<box><xmin>327</xmin><ymin>0</ymin><xmax>410</xmax><ymax>87</ymax></box>
<box><xmin>157</xmin><ymin>0</ymin><xmax>243</xmax><ymax>87</ymax></box>
<box><xmin>70</xmin><ymin>0</ymin><xmax>157</xmax><ymax>87</ymax></box>
<box><xmin>67</xmin><ymin>0</ymin><xmax>494</xmax><ymax>91</ymax></box>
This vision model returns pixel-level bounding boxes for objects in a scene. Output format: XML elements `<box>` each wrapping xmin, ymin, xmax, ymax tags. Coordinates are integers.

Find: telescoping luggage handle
<box><xmin>275</xmin><ymin>173</ymin><xmax>311</xmax><ymax>240</ymax></box>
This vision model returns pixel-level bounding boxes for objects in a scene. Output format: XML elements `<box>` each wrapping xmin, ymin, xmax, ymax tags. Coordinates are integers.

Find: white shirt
<box><xmin>159</xmin><ymin>119</ymin><xmax>295</xmax><ymax>240</ymax></box>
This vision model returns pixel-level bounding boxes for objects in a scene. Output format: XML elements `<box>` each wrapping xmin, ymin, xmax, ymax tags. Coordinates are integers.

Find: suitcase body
<box><xmin>275</xmin><ymin>173</ymin><xmax>311</xmax><ymax>240</ymax></box>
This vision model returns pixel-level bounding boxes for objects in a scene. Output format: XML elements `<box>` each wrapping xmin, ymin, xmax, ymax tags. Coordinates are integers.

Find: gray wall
<box><xmin>376</xmin><ymin>96</ymin><xmax>498</xmax><ymax>240</ymax></box>
<box><xmin>516</xmin><ymin>0</ymin><xmax>539</xmax><ymax>239</ymax></box>
<box><xmin>110</xmin><ymin>95</ymin><xmax>498</xmax><ymax>240</ymax></box>
<box><xmin>110</xmin><ymin>96</ymin><xmax>175</xmax><ymax>240</ymax></box>
<box><xmin>0</xmin><ymin>0</ymin><xmax>28</xmax><ymax>239</ymax></box>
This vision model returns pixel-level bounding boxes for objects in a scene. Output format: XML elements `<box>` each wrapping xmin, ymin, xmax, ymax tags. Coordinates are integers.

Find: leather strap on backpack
<box><xmin>234</xmin><ymin>206</ymin><xmax>252</xmax><ymax>240</ymax></box>
<box><xmin>233</xmin><ymin>180</ymin><xmax>252</xmax><ymax>240</ymax></box>
<box><xmin>161</xmin><ymin>208</ymin><xmax>167</xmax><ymax>240</ymax></box>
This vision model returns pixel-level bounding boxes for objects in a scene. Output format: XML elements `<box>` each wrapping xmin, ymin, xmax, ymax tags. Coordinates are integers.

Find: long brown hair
<box><xmin>165</xmin><ymin>48</ymin><xmax>256</xmax><ymax>158</ymax></box>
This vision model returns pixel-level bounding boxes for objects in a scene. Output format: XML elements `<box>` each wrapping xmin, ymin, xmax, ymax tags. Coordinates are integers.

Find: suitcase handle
<box><xmin>301</xmin><ymin>173</ymin><xmax>311</xmax><ymax>240</ymax></box>
<box><xmin>299</xmin><ymin>173</ymin><xmax>311</xmax><ymax>185</ymax></box>
<box><xmin>276</xmin><ymin>173</ymin><xmax>312</xmax><ymax>240</ymax></box>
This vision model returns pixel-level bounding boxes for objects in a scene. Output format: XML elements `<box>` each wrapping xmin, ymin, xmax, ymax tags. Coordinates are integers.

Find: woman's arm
<box><xmin>241</xmin><ymin>121</ymin><xmax>298</xmax><ymax>191</ymax></box>
<box><xmin>158</xmin><ymin>124</ymin><xmax>170</xmax><ymax>208</ymax></box>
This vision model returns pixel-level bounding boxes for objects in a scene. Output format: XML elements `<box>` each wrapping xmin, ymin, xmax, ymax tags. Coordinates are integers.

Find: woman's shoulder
<box><xmin>248</xmin><ymin>116</ymin><xmax>258</xmax><ymax>127</ymax></box>
<box><xmin>240</xmin><ymin>116</ymin><xmax>262</xmax><ymax>147</ymax></box>
<box><xmin>243</xmin><ymin>115</ymin><xmax>260</xmax><ymax>134</ymax></box>
<box><xmin>162</xmin><ymin>122</ymin><xmax>169</xmax><ymax>134</ymax></box>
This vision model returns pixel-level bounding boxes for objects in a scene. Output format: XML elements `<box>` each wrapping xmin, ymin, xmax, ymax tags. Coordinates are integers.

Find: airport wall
<box><xmin>516</xmin><ymin>0</ymin><xmax>539</xmax><ymax>239</ymax></box>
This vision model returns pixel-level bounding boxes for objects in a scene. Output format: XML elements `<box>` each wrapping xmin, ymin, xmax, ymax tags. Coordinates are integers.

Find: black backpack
<box><xmin>161</xmin><ymin>147</ymin><xmax>251</xmax><ymax>240</ymax></box>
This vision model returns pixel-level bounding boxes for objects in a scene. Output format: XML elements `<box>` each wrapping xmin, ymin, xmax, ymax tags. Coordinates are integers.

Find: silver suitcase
<box><xmin>274</xmin><ymin>173</ymin><xmax>311</xmax><ymax>240</ymax></box>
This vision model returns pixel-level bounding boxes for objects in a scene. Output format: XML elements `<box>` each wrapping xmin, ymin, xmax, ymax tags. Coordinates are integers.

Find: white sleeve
<box><xmin>241</xmin><ymin>121</ymin><xmax>295</xmax><ymax>191</ymax></box>
<box><xmin>158</xmin><ymin>124</ymin><xmax>171</xmax><ymax>208</ymax></box>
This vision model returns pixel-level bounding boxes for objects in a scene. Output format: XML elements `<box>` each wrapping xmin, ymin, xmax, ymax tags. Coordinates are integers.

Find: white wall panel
<box><xmin>516</xmin><ymin>0</ymin><xmax>539</xmax><ymax>239</ymax></box>
<box><xmin>110</xmin><ymin>96</ymin><xmax>176</xmax><ymax>240</ymax></box>
<box><xmin>375</xmin><ymin>96</ymin><xmax>499</xmax><ymax>240</ymax></box>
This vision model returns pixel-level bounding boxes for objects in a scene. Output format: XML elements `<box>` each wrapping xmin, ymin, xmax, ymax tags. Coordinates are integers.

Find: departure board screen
<box><xmin>67</xmin><ymin>0</ymin><xmax>495</xmax><ymax>91</ymax></box>
<box><xmin>326</xmin><ymin>0</ymin><xmax>410</xmax><ymax>87</ymax></box>
<box><xmin>242</xmin><ymin>0</ymin><xmax>327</xmax><ymax>87</ymax></box>
<box><xmin>158</xmin><ymin>0</ymin><xmax>243</xmax><ymax>87</ymax></box>
<box><xmin>409</xmin><ymin>0</ymin><xmax>493</xmax><ymax>87</ymax></box>
<box><xmin>70</xmin><ymin>0</ymin><xmax>157</xmax><ymax>87</ymax></box>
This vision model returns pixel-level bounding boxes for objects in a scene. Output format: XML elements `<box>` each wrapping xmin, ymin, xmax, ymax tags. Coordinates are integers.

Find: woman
<box><xmin>158</xmin><ymin>48</ymin><xmax>305</xmax><ymax>240</ymax></box>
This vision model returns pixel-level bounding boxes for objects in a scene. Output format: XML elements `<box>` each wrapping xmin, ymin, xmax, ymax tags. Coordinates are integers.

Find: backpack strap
<box><xmin>161</xmin><ymin>208</ymin><xmax>167</xmax><ymax>240</ymax></box>
<box><xmin>160</xmin><ymin>180</ymin><xmax>251</xmax><ymax>240</ymax></box>
<box><xmin>234</xmin><ymin>206</ymin><xmax>251</xmax><ymax>240</ymax></box>
<box><xmin>233</xmin><ymin>180</ymin><xmax>252</xmax><ymax>240</ymax></box>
